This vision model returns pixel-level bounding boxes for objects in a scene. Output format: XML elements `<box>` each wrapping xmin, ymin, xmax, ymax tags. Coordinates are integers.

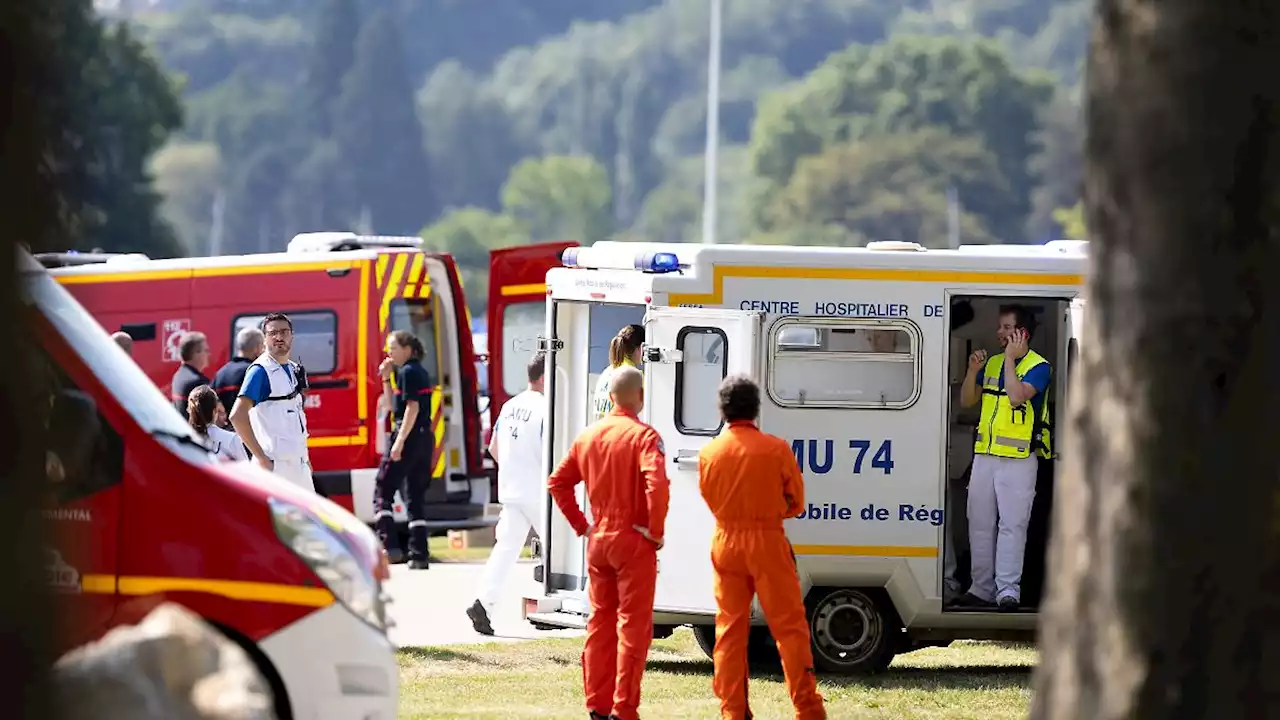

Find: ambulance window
<box><xmin>502</xmin><ymin>301</ymin><xmax>545</xmax><ymax>396</ymax></box>
<box><xmin>769</xmin><ymin>320</ymin><xmax>919</xmax><ymax>408</ymax></box>
<box><xmin>232</xmin><ymin>311</ymin><xmax>337</xmax><ymax>376</ymax></box>
<box><xmin>675</xmin><ymin>327</ymin><xmax>727</xmax><ymax>435</ymax></box>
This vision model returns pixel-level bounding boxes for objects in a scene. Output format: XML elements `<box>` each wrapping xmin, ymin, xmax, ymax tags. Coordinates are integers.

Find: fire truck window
<box><xmin>232</xmin><ymin>311</ymin><xmax>337</xmax><ymax>376</ymax></box>
<box><xmin>502</xmin><ymin>301</ymin><xmax>545</xmax><ymax>396</ymax></box>
<box><xmin>34</xmin><ymin>345</ymin><xmax>125</xmax><ymax>503</ymax></box>
<box><xmin>389</xmin><ymin>299</ymin><xmax>440</xmax><ymax>384</ymax></box>
<box><xmin>675</xmin><ymin>327</ymin><xmax>727</xmax><ymax>435</ymax></box>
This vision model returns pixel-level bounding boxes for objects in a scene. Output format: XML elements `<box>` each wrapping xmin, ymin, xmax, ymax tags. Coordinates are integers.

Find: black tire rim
<box><xmin>811</xmin><ymin>590</ymin><xmax>881</xmax><ymax>666</ymax></box>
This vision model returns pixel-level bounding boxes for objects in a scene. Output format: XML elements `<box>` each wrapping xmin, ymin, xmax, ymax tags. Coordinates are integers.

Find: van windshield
<box><xmin>23</xmin><ymin>267</ymin><xmax>204</xmax><ymax>444</ymax></box>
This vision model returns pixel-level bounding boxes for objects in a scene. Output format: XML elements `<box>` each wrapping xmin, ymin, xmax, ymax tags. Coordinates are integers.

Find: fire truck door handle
<box><xmin>673</xmin><ymin>451</ymin><xmax>697</xmax><ymax>469</ymax></box>
<box><xmin>307</xmin><ymin>379</ymin><xmax>349</xmax><ymax>390</ymax></box>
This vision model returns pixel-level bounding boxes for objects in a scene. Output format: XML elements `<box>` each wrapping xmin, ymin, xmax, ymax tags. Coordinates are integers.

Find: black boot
<box><xmin>466</xmin><ymin>600</ymin><xmax>494</xmax><ymax>636</ymax></box>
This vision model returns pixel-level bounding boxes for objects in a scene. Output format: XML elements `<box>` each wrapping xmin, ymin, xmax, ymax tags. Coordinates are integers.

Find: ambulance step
<box><xmin>526</xmin><ymin>611</ymin><xmax>587</xmax><ymax>630</ymax></box>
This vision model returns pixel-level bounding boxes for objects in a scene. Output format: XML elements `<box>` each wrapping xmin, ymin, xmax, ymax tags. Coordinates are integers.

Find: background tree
<box><xmin>500</xmin><ymin>156</ymin><xmax>615</xmax><ymax>243</ymax></box>
<box><xmin>1031</xmin><ymin>0</ymin><xmax>1280</xmax><ymax>717</ymax></box>
<box><xmin>332</xmin><ymin>7</ymin><xmax>434</xmax><ymax>234</ymax></box>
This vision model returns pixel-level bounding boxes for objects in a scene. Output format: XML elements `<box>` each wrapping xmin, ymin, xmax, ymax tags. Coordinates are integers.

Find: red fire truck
<box><xmin>25</xmin><ymin>249</ymin><xmax>397</xmax><ymax>719</ymax></box>
<box><xmin>40</xmin><ymin>233</ymin><xmax>490</xmax><ymax>535</ymax></box>
<box><xmin>484</xmin><ymin>241</ymin><xmax>578</xmax><ymax>427</ymax></box>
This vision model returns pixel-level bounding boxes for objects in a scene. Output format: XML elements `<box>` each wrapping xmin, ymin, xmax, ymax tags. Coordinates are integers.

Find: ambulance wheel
<box><xmin>691</xmin><ymin>625</ymin><xmax>782</xmax><ymax>668</ymax></box>
<box><xmin>806</xmin><ymin>588</ymin><xmax>897</xmax><ymax>674</ymax></box>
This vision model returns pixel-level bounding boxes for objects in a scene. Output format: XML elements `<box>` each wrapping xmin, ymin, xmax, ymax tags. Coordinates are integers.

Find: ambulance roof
<box><xmin>553</xmin><ymin>239</ymin><xmax>1088</xmax><ymax>281</ymax></box>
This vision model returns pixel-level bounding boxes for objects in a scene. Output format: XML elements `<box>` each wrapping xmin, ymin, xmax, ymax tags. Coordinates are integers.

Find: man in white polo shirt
<box><xmin>467</xmin><ymin>351</ymin><xmax>548</xmax><ymax>635</ymax></box>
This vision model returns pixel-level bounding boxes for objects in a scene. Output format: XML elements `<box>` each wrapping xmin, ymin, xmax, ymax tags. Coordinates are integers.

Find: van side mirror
<box><xmin>47</xmin><ymin>389</ymin><xmax>100</xmax><ymax>484</ymax></box>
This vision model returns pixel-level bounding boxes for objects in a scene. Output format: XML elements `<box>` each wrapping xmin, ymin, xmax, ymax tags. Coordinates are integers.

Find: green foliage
<box><xmin>34</xmin><ymin>6</ymin><xmax>185</xmax><ymax>257</ymax></box>
<box><xmin>1053</xmin><ymin>201</ymin><xmax>1086</xmax><ymax>239</ymax></box>
<box><xmin>748</xmin><ymin>35</ymin><xmax>1053</xmax><ymax>241</ymax></box>
<box><xmin>126</xmin><ymin>0</ymin><xmax>1088</xmax><ymax>314</ymax></box>
<box><xmin>501</xmin><ymin>156</ymin><xmax>615</xmax><ymax>243</ymax></box>
<box><xmin>331</xmin><ymin>8</ymin><xmax>433</xmax><ymax>234</ymax></box>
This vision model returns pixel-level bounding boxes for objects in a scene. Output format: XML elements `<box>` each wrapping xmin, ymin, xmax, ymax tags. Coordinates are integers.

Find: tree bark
<box><xmin>1032</xmin><ymin>1</ymin><xmax>1280</xmax><ymax>718</ymax></box>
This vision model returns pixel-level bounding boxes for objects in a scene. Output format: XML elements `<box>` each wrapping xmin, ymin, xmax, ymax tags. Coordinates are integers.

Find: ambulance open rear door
<box><xmin>643</xmin><ymin>306</ymin><xmax>762</xmax><ymax>615</ymax></box>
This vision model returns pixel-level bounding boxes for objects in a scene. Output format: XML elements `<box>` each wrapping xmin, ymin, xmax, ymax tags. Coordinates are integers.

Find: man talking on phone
<box><xmin>953</xmin><ymin>304</ymin><xmax>1052</xmax><ymax>611</ymax></box>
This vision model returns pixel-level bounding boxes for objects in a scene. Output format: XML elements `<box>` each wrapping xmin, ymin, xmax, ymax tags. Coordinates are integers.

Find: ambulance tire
<box><xmin>691</xmin><ymin>625</ymin><xmax>783</xmax><ymax>669</ymax></box>
<box><xmin>805</xmin><ymin>587</ymin><xmax>898</xmax><ymax>675</ymax></box>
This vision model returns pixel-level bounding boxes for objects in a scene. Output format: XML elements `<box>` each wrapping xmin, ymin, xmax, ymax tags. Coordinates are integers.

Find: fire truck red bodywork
<box><xmin>48</xmin><ymin>246</ymin><xmax>490</xmax><ymax>531</ymax></box>
<box><xmin>485</xmin><ymin>241</ymin><xmax>577</xmax><ymax>430</ymax></box>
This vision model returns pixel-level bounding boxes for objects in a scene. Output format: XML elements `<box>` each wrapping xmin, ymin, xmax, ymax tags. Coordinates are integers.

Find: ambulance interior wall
<box><xmin>945</xmin><ymin>296</ymin><xmax>1067</xmax><ymax>609</ymax></box>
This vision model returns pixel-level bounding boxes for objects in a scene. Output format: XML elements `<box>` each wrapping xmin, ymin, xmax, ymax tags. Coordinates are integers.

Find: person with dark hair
<box><xmin>953</xmin><ymin>303</ymin><xmax>1053</xmax><ymax>611</ymax></box>
<box><xmin>169</xmin><ymin>330</ymin><xmax>211</xmax><ymax>414</ymax></box>
<box><xmin>186</xmin><ymin>385</ymin><xmax>247</xmax><ymax>462</ymax></box>
<box><xmin>698</xmin><ymin>375</ymin><xmax>826</xmax><ymax>719</ymax></box>
<box><xmin>468</xmin><ymin>351</ymin><xmax>547</xmax><ymax>635</ymax></box>
<box><xmin>547</xmin><ymin>365</ymin><xmax>668</xmax><ymax>720</ymax></box>
<box><xmin>591</xmin><ymin>323</ymin><xmax>645</xmax><ymax>423</ymax></box>
<box><xmin>230</xmin><ymin>312</ymin><xmax>314</xmax><ymax>489</ymax></box>
<box><xmin>372</xmin><ymin>329</ymin><xmax>433</xmax><ymax>568</ymax></box>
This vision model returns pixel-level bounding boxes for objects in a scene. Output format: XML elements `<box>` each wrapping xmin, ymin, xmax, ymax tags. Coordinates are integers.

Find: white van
<box><xmin>521</xmin><ymin>239</ymin><xmax>1088</xmax><ymax>673</ymax></box>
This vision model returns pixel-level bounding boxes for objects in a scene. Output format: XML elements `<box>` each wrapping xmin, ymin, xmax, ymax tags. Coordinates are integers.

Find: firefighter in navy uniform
<box><xmin>374</xmin><ymin>330</ymin><xmax>434</xmax><ymax>569</ymax></box>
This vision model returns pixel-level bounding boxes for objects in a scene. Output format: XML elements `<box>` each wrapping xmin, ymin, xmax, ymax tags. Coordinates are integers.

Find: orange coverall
<box><xmin>699</xmin><ymin>420</ymin><xmax>826</xmax><ymax>720</ymax></box>
<box><xmin>548</xmin><ymin>406</ymin><xmax>670</xmax><ymax>720</ymax></box>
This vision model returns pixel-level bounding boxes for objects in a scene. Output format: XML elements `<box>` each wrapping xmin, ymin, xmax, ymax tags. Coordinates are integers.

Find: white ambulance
<box><xmin>521</xmin><ymin>238</ymin><xmax>1088</xmax><ymax>673</ymax></box>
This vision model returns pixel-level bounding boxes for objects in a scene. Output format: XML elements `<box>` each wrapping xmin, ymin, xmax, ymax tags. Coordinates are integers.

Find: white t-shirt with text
<box><xmin>492</xmin><ymin>390</ymin><xmax>546</xmax><ymax>503</ymax></box>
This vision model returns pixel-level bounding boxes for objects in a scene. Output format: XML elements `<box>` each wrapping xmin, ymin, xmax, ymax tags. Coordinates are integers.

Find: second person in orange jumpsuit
<box><xmin>548</xmin><ymin>366</ymin><xmax>669</xmax><ymax>720</ymax></box>
<box><xmin>699</xmin><ymin>375</ymin><xmax>826</xmax><ymax>720</ymax></box>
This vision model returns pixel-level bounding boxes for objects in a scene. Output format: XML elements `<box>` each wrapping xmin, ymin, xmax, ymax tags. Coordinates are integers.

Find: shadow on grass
<box><xmin>644</xmin><ymin>658</ymin><xmax>1034</xmax><ymax>691</ymax></box>
<box><xmin>399</xmin><ymin>646</ymin><xmax>492</xmax><ymax>663</ymax></box>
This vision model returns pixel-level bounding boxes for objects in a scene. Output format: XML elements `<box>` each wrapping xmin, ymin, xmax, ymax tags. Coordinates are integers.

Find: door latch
<box><xmin>644</xmin><ymin>346</ymin><xmax>682</xmax><ymax>364</ymax></box>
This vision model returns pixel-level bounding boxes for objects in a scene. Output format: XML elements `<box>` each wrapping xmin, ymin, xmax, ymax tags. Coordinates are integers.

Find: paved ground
<box><xmin>385</xmin><ymin>559</ymin><xmax>584</xmax><ymax>647</ymax></box>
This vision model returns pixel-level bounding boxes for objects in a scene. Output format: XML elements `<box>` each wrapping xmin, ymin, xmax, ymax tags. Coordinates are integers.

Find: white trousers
<box><xmin>967</xmin><ymin>453</ymin><xmax>1037</xmax><ymax>603</ymax></box>
<box><xmin>478</xmin><ymin>499</ymin><xmax>541</xmax><ymax>613</ymax></box>
<box><xmin>273</xmin><ymin>457</ymin><xmax>315</xmax><ymax>494</ymax></box>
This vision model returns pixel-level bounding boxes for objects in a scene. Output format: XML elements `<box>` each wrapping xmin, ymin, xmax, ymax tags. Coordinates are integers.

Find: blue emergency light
<box><xmin>635</xmin><ymin>252</ymin><xmax>681</xmax><ymax>273</ymax></box>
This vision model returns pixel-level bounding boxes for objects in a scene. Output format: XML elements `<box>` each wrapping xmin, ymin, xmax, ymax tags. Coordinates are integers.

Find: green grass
<box><xmin>397</xmin><ymin>629</ymin><xmax>1036</xmax><ymax>719</ymax></box>
<box><xmin>425</xmin><ymin>535</ymin><xmax>532</xmax><ymax>563</ymax></box>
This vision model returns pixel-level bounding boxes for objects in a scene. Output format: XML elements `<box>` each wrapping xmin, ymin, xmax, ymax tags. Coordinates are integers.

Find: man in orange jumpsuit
<box><xmin>699</xmin><ymin>375</ymin><xmax>826</xmax><ymax>720</ymax></box>
<box><xmin>547</xmin><ymin>366</ymin><xmax>669</xmax><ymax>720</ymax></box>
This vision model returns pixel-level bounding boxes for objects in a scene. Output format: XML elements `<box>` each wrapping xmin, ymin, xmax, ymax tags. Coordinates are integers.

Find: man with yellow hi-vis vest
<box><xmin>953</xmin><ymin>304</ymin><xmax>1052</xmax><ymax>612</ymax></box>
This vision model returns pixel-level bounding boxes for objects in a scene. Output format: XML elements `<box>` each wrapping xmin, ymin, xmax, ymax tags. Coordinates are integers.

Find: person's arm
<box><xmin>393</xmin><ymin>400</ymin><xmax>419</xmax><ymax>460</ymax></box>
<box><xmin>1008</xmin><ymin>362</ymin><xmax>1051</xmax><ymax>409</ymax></box>
<box><xmin>780</xmin><ymin>440</ymin><xmax>805</xmax><ymax>518</ymax></box>
<box><xmin>961</xmin><ymin>351</ymin><xmax>986</xmax><ymax>408</ymax></box>
<box><xmin>230</xmin><ymin>365</ymin><xmax>271</xmax><ymax>468</ymax></box>
<box><xmin>547</xmin><ymin>442</ymin><xmax>589</xmax><ymax>536</ymax></box>
<box><xmin>637</xmin><ymin>429</ymin><xmax>670</xmax><ymax>544</ymax></box>
<box><xmin>487</xmin><ymin>417</ymin><xmax>501</xmax><ymax>465</ymax></box>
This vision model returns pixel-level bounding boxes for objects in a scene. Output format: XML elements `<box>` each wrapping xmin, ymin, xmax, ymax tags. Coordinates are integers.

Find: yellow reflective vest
<box><xmin>974</xmin><ymin>351</ymin><xmax>1053</xmax><ymax>460</ymax></box>
<box><xmin>591</xmin><ymin>358</ymin><xmax>637</xmax><ymax>423</ymax></box>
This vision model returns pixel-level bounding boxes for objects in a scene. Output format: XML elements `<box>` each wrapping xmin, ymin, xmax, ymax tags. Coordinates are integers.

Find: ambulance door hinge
<box><xmin>644</xmin><ymin>346</ymin><xmax>682</xmax><ymax>364</ymax></box>
<box><xmin>537</xmin><ymin>337</ymin><xmax>564</xmax><ymax>353</ymax></box>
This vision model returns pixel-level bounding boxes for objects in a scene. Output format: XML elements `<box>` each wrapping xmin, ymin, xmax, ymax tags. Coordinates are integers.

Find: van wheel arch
<box><xmin>207</xmin><ymin>620</ymin><xmax>293</xmax><ymax>720</ymax></box>
<box><xmin>804</xmin><ymin>587</ymin><xmax>900</xmax><ymax>674</ymax></box>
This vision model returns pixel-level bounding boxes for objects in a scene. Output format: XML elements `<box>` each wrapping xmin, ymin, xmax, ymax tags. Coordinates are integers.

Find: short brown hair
<box><xmin>527</xmin><ymin>351</ymin><xmax>546</xmax><ymax>383</ymax></box>
<box><xmin>179</xmin><ymin>331</ymin><xmax>207</xmax><ymax>362</ymax></box>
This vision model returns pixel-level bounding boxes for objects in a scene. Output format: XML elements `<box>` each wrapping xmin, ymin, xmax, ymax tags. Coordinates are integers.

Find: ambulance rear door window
<box><xmin>675</xmin><ymin>327</ymin><xmax>727</xmax><ymax>435</ymax></box>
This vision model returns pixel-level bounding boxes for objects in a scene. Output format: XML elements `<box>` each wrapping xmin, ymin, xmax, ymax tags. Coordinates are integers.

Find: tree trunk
<box><xmin>1032</xmin><ymin>1</ymin><xmax>1280</xmax><ymax>718</ymax></box>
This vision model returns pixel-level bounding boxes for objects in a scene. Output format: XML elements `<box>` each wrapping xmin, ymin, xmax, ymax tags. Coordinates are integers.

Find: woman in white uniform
<box><xmin>188</xmin><ymin>385</ymin><xmax>249</xmax><ymax>462</ymax></box>
<box><xmin>590</xmin><ymin>323</ymin><xmax>645</xmax><ymax>423</ymax></box>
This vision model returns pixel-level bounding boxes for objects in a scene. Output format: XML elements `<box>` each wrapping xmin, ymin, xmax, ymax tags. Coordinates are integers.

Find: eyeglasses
<box><xmin>265</xmin><ymin>328</ymin><xmax>293</xmax><ymax>338</ymax></box>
